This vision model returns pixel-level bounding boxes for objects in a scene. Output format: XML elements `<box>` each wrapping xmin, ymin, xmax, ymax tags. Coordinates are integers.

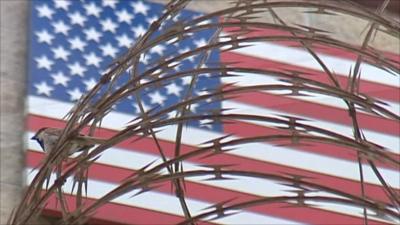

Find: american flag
<box><xmin>27</xmin><ymin>0</ymin><xmax>399</xmax><ymax>224</ymax></box>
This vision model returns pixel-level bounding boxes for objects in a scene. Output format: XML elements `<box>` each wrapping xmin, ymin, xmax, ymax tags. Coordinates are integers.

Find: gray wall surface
<box><xmin>1</xmin><ymin>0</ymin><xmax>28</xmax><ymax>224</ymax></box>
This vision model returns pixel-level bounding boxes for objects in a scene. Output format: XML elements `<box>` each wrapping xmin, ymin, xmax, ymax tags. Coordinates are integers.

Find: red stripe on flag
<box><xmin>27</xmin><ymin>115</ymin><xmax>397</xmax><ymax>204</ymax></box>
<box><xmin>222</xmin><ymin>27</ymin><xmax>400</xmax><ymax>65</ymax></box>
<box><xmin>221</xmin><ymin>52</ymin><xmax>400</xmax><ymax>102</ymax></box>
<box><xmin>223</xmin><ymin>120</ymin><xmax>399</xmax><ymax>171</ymax></box>
<box><xmin>226</xmin><ymin>89</ymin><xmax>399</xmax><ymax>137</ymax></box>
<box><xmin>43</xmin><ymin>210</ymin><xmax>126</xmax><ymax>225</ymax></box>
<box><xmin>28</xmin><ymin>151</ymin><xmax>390</xmax><ymax>225</ymax></box>
<box><xmin>42</xmin><ymin>192</ymin><xmax>211</xmax><ymax>225</ymax></box>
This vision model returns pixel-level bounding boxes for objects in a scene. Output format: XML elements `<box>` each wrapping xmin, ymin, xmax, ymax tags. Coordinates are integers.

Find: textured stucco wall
<box><xmin>0</xmin><ymin>0</ymin><xmax>28</xmax><ymax>223</ymax></box>
<box><xmin>152</xmin><ymin>0</ymin><xmax>399</xmax><ymax>53</ymax></box>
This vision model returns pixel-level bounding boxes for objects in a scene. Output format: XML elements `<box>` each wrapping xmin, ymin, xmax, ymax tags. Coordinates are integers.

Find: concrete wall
<box><xmin>153</xmin><ymin>0</ymin><xmax>399</xmax><ymax>53</ymax></box>
<box><xmin>0</xmin><ymin>0</ymin><xmax>28</xmax><ymax>224</ymax></box>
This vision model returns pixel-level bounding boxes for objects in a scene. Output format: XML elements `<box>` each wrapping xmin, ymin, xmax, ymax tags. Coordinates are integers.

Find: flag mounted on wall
<box><xmin>26</xmin><ymin>0</ymin><xmax>399</xmax><ymax>224</ymax></box>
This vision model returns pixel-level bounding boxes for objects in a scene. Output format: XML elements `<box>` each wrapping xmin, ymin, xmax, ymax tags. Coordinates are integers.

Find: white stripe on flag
<box><xmin>231</xmin><ymin>42</ymin><xmax>400</xmax><ymax>88</ymax></box>
<box><xmin>26</xmin><ymin>168</ymin><xmax>304</xmax><ymax>225</ymax></box>
<box><xmin>26</xmin><ymin>98</ymin><xmax>400</xmax><ymax>187</ymax></box>
<box><xmin>26</xmin><ymin>140</ymin><xmax>397</xmax><ymax>223</ymax></box>
<box><xmin>223</xmin><ymin>100</ymin><xmax>399</xmax><ymax>154</ymax></box>
<box><xmin>29</xmin><ymin>96</ymin><xmax>400</xmax><ymax>155</ymax></box>
<box><xmin>221</xmin><ymin>72</ymin><xmax>400</xmax><ymax>116</ymax></box>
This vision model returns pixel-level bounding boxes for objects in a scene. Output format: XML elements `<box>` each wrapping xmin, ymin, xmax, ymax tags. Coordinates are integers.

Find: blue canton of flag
<box><xmin>29</xmin><ymin>0</ymin><xmax>221</xmax><ymax>131</ymax></box>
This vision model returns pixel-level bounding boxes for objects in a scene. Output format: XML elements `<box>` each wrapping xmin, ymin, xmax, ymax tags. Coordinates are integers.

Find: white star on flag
<box><xmin>132</xmin><ymin>25</ymin><xmax>146</xmax><ymax>38</ymax></box>
<box><xmin>68</xmin><ymin>36</ymin><xmax>87</xmax><ymax>51</ymax></box>
<box><xmin>83</xmin><ymin>78</ymin><xmax>97</xmax><ymax>91</ymax></box>
<box><xmin>52</xmin><ymin>20</ymin><xmax>70</xmax><ymax>35</ymax></box>
<box><xmin>35</xmin><ymin>81</ymin><xmax>54</xmax><ymax>96</ymax></box>
<box><xmin>149</xmin><ymin>91</ymin><xmax>166</xmax><ymax>105</ymax></box>
<box><xmin>84</xmin><ymin>2</ymin><xmax>102</xmax><ymax>17</ymax></box>
<box><xmin>54</xmin><ymin>0</ymin><xmax>70</xmax><ymax>11</ymax></box>
<box><xmin>102</xmin><ymin>0</ymin><xmax>118</xmax><ymax>9</ymax></box>
<box><xmin>132</xmin><ymin>1</ymin><xmax>150</xmax><ymax>15</ymax></box>
<box><xmin>51</xmin><ymin>46</ymin><xmax>70</xmax><ymax>61</ymax></box>
<box><xmin>36</xmin><ymin>30</ymin><xmax>54</xmax><ymax>45</ymax></box>
<box><xmin>84</xmin><ymin>52</ymin><xmax>102</xmax><ymax>67</ymax></box>
<box><xmin>36</xmin><ymin>4</ymin><xmax>54</xmax><ymax>19</ymax></box>
<box><xmin>116</xmin><ymin>9</ymin><xmax>134</xmax><ymax>24</ymax></box>
<box><xmin>68</xmin><ymin>62</ymin><xmax>87</xmax><ymax>77</ymax></box>
<box><xmin>51</xmin><ymin>71</ymin><xmax>70</xmax><ymax>87</ymax></box>
<box><xmin>67</xmin><ymin>87</ymin><xmax>83</xmax><ymax>101</ymax></box>
<box><xmin>100</xmin><ymin>43</ymin><xmax>118</xmax><ymax>58</ymax></box>
<box><xmin>166</xmin><ymin>82</ymin><xmax>183</xmax><ymax>97</ymax></box>
<box><xmin>116</xmin><ymin>33</ymin><xmax>133</xmax><ymax>48</ymax></box>
<box><xmin>84</xmin><ymin>27</ymin><xmax>102</xmax><ymax>42</ymax></box>
<box><xmin>100</xmin><ymin>18</ymin><xmax>118</xmax><ymax>33</ymax></box>
<box><xmin>35</xmin><ymin>55</ymin><xmax>54</xmax><ymax>71</ymax></box>
<box><xmin>69</xmin><ymin>11</ymin><xmax>86</xmax><ymax>27</ymax></box>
